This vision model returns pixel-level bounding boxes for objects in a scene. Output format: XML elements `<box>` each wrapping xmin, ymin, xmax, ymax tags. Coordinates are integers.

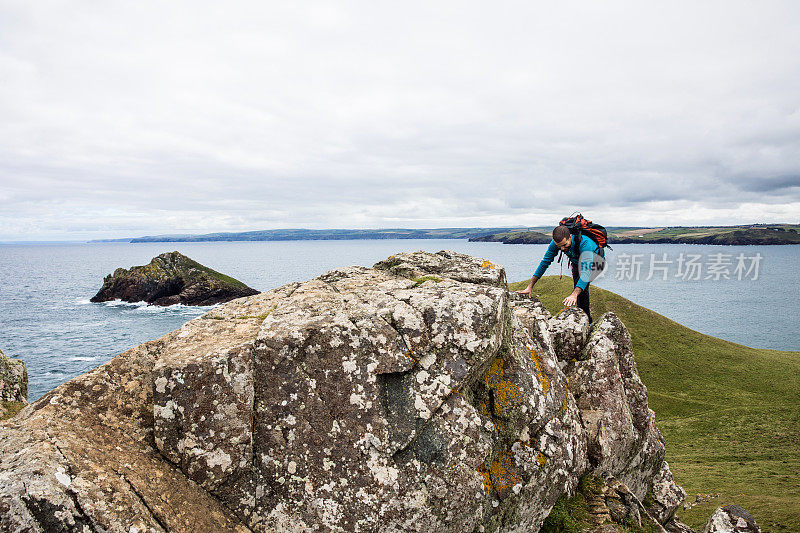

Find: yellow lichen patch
<box><xmin>478</xmin><ymin>462</ymin><xmax>494</xmax><ymax>493</ymax></box>
<box><xmin>484</xmin><ymin>357</ymin><xmax>504</xmax><ymax>383</ymax></box>
<box><xmin>478</xmin><ymin>398</ymin><xmax>490</xmax><ymax>417</ymax></box>
<box><xmin>479</xmin><ymin>450</ymin><xmax>522</xmax><ymax>495</ymax></box>
<box><xmin>528</xmin><ymin>348</ymin><xmax>551</xmax><ymax>394</ymax></box>
<box><xmin>494</xmin><ymin>381</ymin><xmax>523</xmax><ymax>408</ymax></box>
<box><xmin>481</xmin><ymin>260</ymin><xmax>496</xmax><ymax>269</ymax></box>
<box><xmin>483</xmin><ymin>356</ymin><xmax>524</xmax><ymax>414</ymax></box>
<box><xmin>536</xmin><ymin>452</ymin><xmax>547</xmax><ymax>467</ymax></box>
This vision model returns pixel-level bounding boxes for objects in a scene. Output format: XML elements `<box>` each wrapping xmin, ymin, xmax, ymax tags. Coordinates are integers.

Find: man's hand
<box><xmin>515</xmin><ymin>276</ymin><xmax>538</xmax><ymax>299</ymax></box>
<box><xmin>516</xmin><ymin>286</ymin><xmax>532</xmax><ymax>298</ymax></box>
<box><xmin>562</xmin><ymin>287</ymin><xmax>582</xmax><ymax>307</ymax></box>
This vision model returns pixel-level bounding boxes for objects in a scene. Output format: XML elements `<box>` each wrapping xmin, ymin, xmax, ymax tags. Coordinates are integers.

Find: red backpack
<box><xmin>559</xmin><ymin>213</ymin><xmax>610</xmax><ymax>249</ymax></box>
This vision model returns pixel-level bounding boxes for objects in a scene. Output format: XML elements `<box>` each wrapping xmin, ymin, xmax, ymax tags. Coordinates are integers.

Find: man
<box><xmin>516</xmin><ymin>225</ymin><xmax>604</xmax><ymax>324</ymax></box>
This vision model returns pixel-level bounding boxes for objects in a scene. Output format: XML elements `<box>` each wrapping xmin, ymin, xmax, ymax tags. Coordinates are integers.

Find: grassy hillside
<box><xmin>471</xmin><ymin>230</ymin><xmax>552</xmax><ymax>244</ymax></box>
<box><xmin>475</xmin><ymin>224</ymin><xmax>800</xmax><ymax>245</ymax></box>
<box><xmin>508</xmin><ymin>276</ymin><xmax>800</xmax><ymax>532</ymax></box>
<box><xmin>609</xmin><ymin>225</ymin><xmax>800</xmax><ymax>245</ymax></box>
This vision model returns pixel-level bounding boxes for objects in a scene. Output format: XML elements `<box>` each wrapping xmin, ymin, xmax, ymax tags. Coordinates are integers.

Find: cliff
<box><xmin>90</xmin><ymin>251</ymin><xmax>260</xmax><ymax>306</ymax></box>
<box><xmin>469</xmin><ymin>231</ymin><xmax>552</xmax><ymax>244</ymax></box>
<box><xmin>0</xmin><ymin>348</ymin><xmax>27</xmax><ymax>421</ymax></box>
<box><xmin>1</xmin><ymin>251</ymin><xmax>756</xmax><ymax>532</ymax></box>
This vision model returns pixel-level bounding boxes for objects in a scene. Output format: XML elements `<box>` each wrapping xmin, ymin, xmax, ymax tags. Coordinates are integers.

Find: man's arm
<box><xmin>563</xmin><ymin>236</ymin><xmax>597</xmax><ymax>306</ymax></box>
<box><xmin>516</xmin><ymin>241</ymin><xmax>558</xmax><ymax>297</ymax></box>
<box><xmin>573</xmin><ymin>235</ymin><xmax>599</xmax><ymax>293</ymax></box>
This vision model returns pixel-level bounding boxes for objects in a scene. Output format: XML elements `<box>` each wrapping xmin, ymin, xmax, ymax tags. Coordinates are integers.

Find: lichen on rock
<box><xmin>548</xmin><ymin>307</ymin><xmax>591</xmax><ymax>362</ymax></box>
<box><xmin>703</xmin><ymin>505</ymin><xmax>761</xmax><ymax>533</ymax></box>
<box><xmin>0</xmin><ymin>250</ymin><xmax>757</xmax><ymax>532</ymax></box>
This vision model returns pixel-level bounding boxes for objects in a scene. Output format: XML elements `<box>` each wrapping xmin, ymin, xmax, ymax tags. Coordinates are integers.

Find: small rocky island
<box><xmin>1</xmin><ymin>252</ymin><xmax>760</xmax><ymax>532</ymax></box>
<box><xmin>90</xmin><ymin>251</ymin><xmax>259</xmax><ymax>306</ymax></box>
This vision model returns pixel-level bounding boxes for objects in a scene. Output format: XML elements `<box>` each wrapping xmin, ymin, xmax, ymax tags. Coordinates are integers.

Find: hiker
<box><xmin>516</xmin><ymin>222</ymin><xmax>606</xmax><ymax>324</ymax></box>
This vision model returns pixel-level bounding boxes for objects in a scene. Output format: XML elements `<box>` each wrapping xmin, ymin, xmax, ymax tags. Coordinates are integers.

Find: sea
<box><xmin>1</xmin><ymin>240</ymin><xmax>797</xmax><ymax>401</ymax></box>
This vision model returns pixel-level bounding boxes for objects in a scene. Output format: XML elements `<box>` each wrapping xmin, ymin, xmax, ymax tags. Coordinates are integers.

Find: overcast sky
<box><xmin>1</xmin><ymin>1</ymin><xmax>799</xmax><ymax>240</ymax></box>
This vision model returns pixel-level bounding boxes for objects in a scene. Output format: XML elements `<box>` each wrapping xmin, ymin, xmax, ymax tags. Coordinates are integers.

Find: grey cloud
<box><xmin>1</xmin><ymin>1</ymin><xmax>800</xmax><ymax>240</ymax></box>
<box><xmin>732</xmin><ymin>175</ymin><xmax>800</xmax><ymax>193</ymax></box>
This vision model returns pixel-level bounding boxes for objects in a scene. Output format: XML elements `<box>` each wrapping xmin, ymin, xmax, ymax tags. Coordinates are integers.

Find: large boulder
<box><xmin>568</xmin><ymin>312</ymin><xmax>670</xmax><ymax>499</ymax></box>
<box><xmin>374</xmin><ymin>250</ymin><xmax>507</xmax><ymax>288</ymax></box>
<box><xmin>703</xmin><ymin>505</ymin><xmax>761</xmax><ymax>533</ymax></box>
<box><xmin>648</xmin><ymin>461</ymin><xmax>687</xmax><ymax>524</ymax></box>
<box><xmin>2</xmin><ymin>250</ymin><xmax>691</xmax><ymax>532</ymax></box>
<box><xmin>548</xmin><ymin>307</ymin><xmax>590</xmax><ymax>363</ymax></box>
<box><xmin>90</xmin><ymin>251</ymin><xmax>259</xmax><ymax>306</ymax></box>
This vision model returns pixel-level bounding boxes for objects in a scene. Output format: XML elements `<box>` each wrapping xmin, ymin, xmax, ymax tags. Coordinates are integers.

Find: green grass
<box><xmin>540</xmin><ymin>475</ymin><xmax>596</xmax><ymax>532</ymax></box>
<box><xmin>607</xmin><ymin>225</ymin><xmax>800</xmax><ymax>244</ymax></box>
<box><xmin>234</xmin><ymin>304</ymin><xmax>279</xmax><ymax>320</ymax></box>
<box><xmin>509</xmin><ymin>276</ymin><xmax>800</xmax><ymax>533</ymax></box>
<box><xmin>541</xmin><ymin>475</ymin><xmax>661</xmax><ymax>532</ymax></box>
<box><xmin>180</xmin><ymin>255</ymin><xmax>252</xmax><ymax>288</ymax></box>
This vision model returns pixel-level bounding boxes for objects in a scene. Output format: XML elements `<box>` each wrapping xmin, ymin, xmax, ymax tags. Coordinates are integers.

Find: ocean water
<box><xmin>0</xmin><ymin>240</ymin><xmax>797</xmax><ymax>400</ymax></box>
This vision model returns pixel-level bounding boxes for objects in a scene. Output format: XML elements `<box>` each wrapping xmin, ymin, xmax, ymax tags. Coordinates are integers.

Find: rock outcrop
<box><xmin>0</xmin><ymin>348</ymin><xmax>27</xmax><ymax>421</ymax></box>
<box><xmin>0</xmin><ymin>250</ymin><xmax>751</xmax><ymax>531</ymax></box>
<box><xmin>703</xmin><ymin>505</ymin><xmax>761</xmax><ymax>533</ymax></box>
<box><xmin>90</xmin><ymin>251</ymin><xmax>260</xmax><ymax>306</ymax></box>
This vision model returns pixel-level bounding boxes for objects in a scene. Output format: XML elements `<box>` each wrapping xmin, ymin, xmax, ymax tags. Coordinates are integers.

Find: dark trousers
<box><xmin>571</xmin><ymin>261</ymin><xmax>592</xmax><ymax>323</ymax></box>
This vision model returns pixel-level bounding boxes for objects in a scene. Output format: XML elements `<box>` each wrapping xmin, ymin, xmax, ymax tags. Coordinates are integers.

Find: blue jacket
<box><xmin>532</xmin><ymin>234</ymin><xmax>602</xmax><ymax>291</ymax></box>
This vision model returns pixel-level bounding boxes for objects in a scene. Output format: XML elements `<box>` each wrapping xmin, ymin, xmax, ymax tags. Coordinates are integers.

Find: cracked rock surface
<box><xmin>3</xmin><ymin>250</ymin><xmax>690</xmax><ymax>532</ymax></box>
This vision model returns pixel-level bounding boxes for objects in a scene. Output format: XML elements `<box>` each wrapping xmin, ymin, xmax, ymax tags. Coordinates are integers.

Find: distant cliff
<box><xmin>1</xmin><ymin>252</ymin><xmax>759</xmax><ymax>532</ymax></box>
<box><xmin>111</xmin><ymin>227</ymin><xmax>536</xmax><ymax>243</ymax></box>
<box><xmin>471</xmin><ymin>226</ymin><xmax>800</xmax><ymax>245</ymax></box>
<box><xmin>470</xmin><ymin>230</ymin><xmax>552</xmax><ymax>244</ymax></box>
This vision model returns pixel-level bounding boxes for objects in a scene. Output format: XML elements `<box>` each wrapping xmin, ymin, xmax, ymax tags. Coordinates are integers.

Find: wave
<box><xmin>95</xmin><ymin>299</ymin><xmax>217</xmax><ymax>314</ymax></box>
<box><xmin>100</xmin><ymin>299</ymin><xmax>149</xmax><ymax>308</ymax></box>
